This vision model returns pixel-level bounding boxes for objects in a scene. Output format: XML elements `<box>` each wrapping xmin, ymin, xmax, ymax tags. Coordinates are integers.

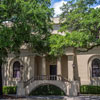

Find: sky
<box><xmin>51</xmin><ymin>0</ymin><xmax>100</xmax><ymax>17</ymax></box>
<box><xmin>51</xmin><ymin>0</ymin><xmax>68</xmax><ymax>17</ymax></box>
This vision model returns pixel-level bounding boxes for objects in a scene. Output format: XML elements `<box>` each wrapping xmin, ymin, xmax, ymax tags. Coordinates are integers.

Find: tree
<box><xmin>0</xmin><ymin>0</ymin><xmax>53</xmax><ymax>97</ymax></box>
<box><xmin>49</xmin><ymin>0</ymin><xmax>100</xmax><ymax>56</ymax></box>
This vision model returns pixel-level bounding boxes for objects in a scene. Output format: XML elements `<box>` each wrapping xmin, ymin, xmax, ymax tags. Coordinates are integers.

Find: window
<box><xmin>13</xmin><ymin>61</ymin><xmax>20</xmax><ymax>78</ymax></box>
<box><xmin>53</xmin><ymin>25</ymin><xmax>60</xmax><ymax>30</ymax></box>
<box><xmin>92</xmin><ymin>58</ymin><xmax>100</xmax><ymax>77</ymax></box>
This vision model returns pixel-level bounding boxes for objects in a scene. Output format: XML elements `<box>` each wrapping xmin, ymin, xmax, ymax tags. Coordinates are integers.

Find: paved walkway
<box><xmin>1</xmin><ymin>96</ymin><xmax>100</xmax><ymax>100</ymax></box>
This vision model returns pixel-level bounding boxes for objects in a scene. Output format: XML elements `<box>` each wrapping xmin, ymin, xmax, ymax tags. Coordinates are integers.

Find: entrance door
<box><xmin>50</xmin><ymin>65</ymin><xmax>57</xmax><ymax>80</ymax></box>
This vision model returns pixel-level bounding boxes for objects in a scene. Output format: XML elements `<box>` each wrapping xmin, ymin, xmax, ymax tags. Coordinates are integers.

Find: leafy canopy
<box><xmin>0</xmin><ymin>0</ymin><xmax>53</xmax><ymax>62</ymax></box>
<box><xmin>49</xmin><ymin>0</ymin><xmax>100</xmax><ymax>56</ymax></box>
<box><xmin>0</xmin><ymin>0</ymin><xmax>53</xmax><ymax>96</ymax></box>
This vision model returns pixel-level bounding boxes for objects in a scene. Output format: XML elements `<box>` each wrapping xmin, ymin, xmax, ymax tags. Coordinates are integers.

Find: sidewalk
<box><xmin>1</xmin><ymin>96</ymin><xmax>100</xmax><ymax>100</ymax></box>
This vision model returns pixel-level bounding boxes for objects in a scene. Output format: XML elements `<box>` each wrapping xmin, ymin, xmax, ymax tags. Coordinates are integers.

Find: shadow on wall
<box><xmin>73</xmin><ymin>50</ymin><xmax>80</xmax><ymax>95</ymax></box>
<box><xmin>3</xmin><ymin>57</ymin><xmax>24</xmax><ymax>86</ymax></box>
<box><xmin>21</xmin><ymin>56</ymin><xmax>41</xmax><ymax>81</ymax></box>
<box><xmin>69</xmin><ymin>81</ymin><xmax>79</xmax><ymax>96</ymax></box>
<box><xmin>74</xmin><ymin>50</ymin><xmax>80</xmax><ymax>82</ymax></box>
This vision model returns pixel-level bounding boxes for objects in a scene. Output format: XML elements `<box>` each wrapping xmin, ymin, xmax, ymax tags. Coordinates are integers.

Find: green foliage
<box><xmin>49</xmin><ymin>32</ymin><xmax>94</xmax><ymax>56</ymax></box>
<box><xmin>65</xmin><ymin>31</ymin><xmax>94</xmax><ymax>47</ymax></box>
<box><xmin>49</xmin><ymin>34</ymin><xmax>66</xmax><ymax>56</ymax></box>
<box><xmin>80</xmin><ymin>85</ymin><xmax>100</xmax><ymax>94</ymax></box>
<box><xmin>0</xmin><ymin>0</ymin><xmax>53</xmax><ymax>60</ymax></box>
<box><xmin>3</xmin><ymin>86</ymin><xmax>16</xmax><ymax>94</ymax></box>
<box><xmin>29</xmin><ymin>85</ymin><xmax>66</xmax><ymax>96</ymax></box>
<box><xmin>49</xmin><ymin>0</ymin><xmax>100</xmax><ymax>56</ymax></box>
<box><xmin>0</xmin><ymin>0</ymin><xmax>53</xmax><ymax>96</ymax></box>
<box><xmin>60</xmin><ymin>0</ymin><xmax>100</xmax><ymax>38</ymax></box>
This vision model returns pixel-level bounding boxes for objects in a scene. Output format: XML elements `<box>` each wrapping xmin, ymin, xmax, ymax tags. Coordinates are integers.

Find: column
<box><xmin>68</xmin><ymin>55</ymin><xmax>74</xmax><ymax>81</ymax></box>
<box><xmin>57</xmin><ymin>57</ymin><xmax>62</xmax><ymax>80</ymax></box>
<box><xmin>41</xmin><ymin>55</ymin><xmax>46</xmax><ymax>76</ymax></box>
<box><xmin>30</xmin><ymin>55</ymin><xmax>35</xmax><ymax>78</ymax></box>
<box><xmin>57</xmin><ymin>57</ymin><xmax>62</xmax><ymax>75</ymax></box>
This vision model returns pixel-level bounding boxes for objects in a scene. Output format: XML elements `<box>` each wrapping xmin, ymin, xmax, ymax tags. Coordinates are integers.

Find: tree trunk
<box><xmin>0</xmin><ymin>62</ymin><xmax>3</xmax><ymax>98</ymax></box>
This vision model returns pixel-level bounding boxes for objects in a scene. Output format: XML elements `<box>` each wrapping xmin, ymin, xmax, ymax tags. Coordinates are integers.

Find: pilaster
<box><xmin>57</xmin><ymin>57</ymin><xmax>62</xmax><ymax>76</ymax></box>
<box><xmin>67</xmin><ymin>55</ymin><xmax>74</xmax><ymax>81</ymax></box>
<box><xmin>41</xmin><ymin>55</ymin><xmax>46</xmax><ymax>75</ymax></box>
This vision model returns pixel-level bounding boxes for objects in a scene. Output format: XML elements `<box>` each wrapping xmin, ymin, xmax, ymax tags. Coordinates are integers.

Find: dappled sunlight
<box><xmin>25</xmin><ymin>80</ymin><xmax>68</xmax><ymax>96</ymax></box>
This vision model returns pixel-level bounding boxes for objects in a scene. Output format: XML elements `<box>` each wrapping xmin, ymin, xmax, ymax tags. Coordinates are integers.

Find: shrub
<box><xmin>3</xmin><ymin>86</ymin><xmax>17</xmax><ymax>94</ymax></box>
<box><xmin>80</xmin><ymin>85</ymin><xmax>100</xmax><ymax>94</ymax></box>
<box><xmin>29</xmin><ymin>85</ymin><xmax>66</xmax><ymax>96</ymax></box>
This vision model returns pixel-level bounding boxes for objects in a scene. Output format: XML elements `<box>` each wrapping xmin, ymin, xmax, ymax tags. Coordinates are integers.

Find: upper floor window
<box><xmin>92</xmin><ymin>58</ymin><xmax>100</xmax><ymax>77</ymax></box>
<box><xmin>13</xmin><ymin>61</ymin><xmax>20</xmax><ymax>78</ymax></box>
<box><xmin>53</xmin><ymin>25</ymin><xmax>60</xmax><ymax>30</ymax></box>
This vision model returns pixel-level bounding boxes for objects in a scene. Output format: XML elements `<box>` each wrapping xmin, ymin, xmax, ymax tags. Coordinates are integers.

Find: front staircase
<box><xmin>17</xmin><ymin>75</ymin><xmax>79</xmax><ymax>96</ymax></box>
<box><xmin>24</xmin><ymin>75</ymin><xmax>70</xmax><ymax>88</ymax></box>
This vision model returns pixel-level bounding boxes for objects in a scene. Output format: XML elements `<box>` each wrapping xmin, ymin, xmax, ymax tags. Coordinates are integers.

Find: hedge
<box><xmin>80</xmin><ymin>85</ymin><xmax>100</xmax><ymax>94</ymax></box>
<box><xmin>4</xmin><ymin>85</ymin><xmax>100</xmax><ymax>95</ymax></box>
<box><xmin>3</xmin><ymin>86</ymin><xmax>17</xmax><ymax>94</ymax></box>
<box><xmin>29</xmin><ymin>85</ymin><xmax>66</xmax><ymax>96</ymax></box>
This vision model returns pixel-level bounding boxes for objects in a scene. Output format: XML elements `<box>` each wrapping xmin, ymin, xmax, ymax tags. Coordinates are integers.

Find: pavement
<box><xmin>1</xmin><ymin>96</ymin><xmax>100</xmax><ymax>100</ymax></box>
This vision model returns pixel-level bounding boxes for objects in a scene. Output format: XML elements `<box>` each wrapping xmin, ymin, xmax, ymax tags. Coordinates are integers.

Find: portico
<box><xmin>16</xmin><ymin>48</ymin><xmax>79</xmax><ymax>96</ymax></box>
<box><xmin>29</xmin><ymin>54</ymin><xmax>75</xmax><ymax>82</ymax></box>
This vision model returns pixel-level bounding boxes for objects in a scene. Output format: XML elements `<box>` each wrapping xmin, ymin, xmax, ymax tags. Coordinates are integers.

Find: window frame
<box><xmin>13</xmin><ymin>61</ymin><xmax>21</xmax><ymax>78</ymax></box>
<box><xmin>92</xmin><ymin>58</ymin><xmax>100</xmax><ymax>77</ymax></box>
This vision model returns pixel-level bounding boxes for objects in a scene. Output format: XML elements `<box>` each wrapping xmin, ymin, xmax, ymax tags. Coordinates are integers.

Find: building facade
<box><xmin>2</xmin><ymin>18</ymin><xmax>100</xmax><ymax>96</ymax></box>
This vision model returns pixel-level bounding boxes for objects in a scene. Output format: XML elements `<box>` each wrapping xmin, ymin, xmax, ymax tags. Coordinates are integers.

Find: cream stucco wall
<box><xmin>3</xmin><ymin>45</ymin><xmax>100</xmax><ymax>87</ymax></box>
<box><xmin>61</xmin><ymin>55</ymin><xmax>68</xmax><ymax>79</ymax></box>
<box><xmin>3</xmin><ymin>49</ymin><xmax>36</xmax><ymax>86</ymax></box>
<box><xmin>76</xmin><ymin>46</ymin><xmax>100</xmax><ymax>85</ymax></box>
<box><xmin>2</xmin><ymin>52</ymin><xmax>69</xmax><ymax>86</ymax></box>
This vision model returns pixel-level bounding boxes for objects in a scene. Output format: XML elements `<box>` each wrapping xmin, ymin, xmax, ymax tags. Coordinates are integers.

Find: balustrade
<box><xmin>24</xmin><ymin>75</ymin><xmax>69</xmax><ymax>88</ymax></box>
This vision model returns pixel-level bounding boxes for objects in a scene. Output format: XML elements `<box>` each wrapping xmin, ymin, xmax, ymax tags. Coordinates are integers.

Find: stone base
<box><xmin>67</xmin><ymin>81</ymin><xmax>79</xmax><ymax>96</ymax></box>
<box><xmin>17</xmin><ymin>82</ymin><xmax>25</xmax><ymax>96</ymax></box>
<box><xmin>17</xmin><ymin>80</ymin><xmax>79</xmax><ymax>97</ymax></box>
